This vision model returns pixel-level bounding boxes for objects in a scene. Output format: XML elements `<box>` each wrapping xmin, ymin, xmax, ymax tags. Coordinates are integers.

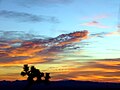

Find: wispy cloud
<box><xmin>105</xmin><ymin>30</ymin><xmax>120</xmax><ymax>36</ymax></box>
<box><xmin>1</xmin><ymin>57</ymin><xmax>120</xmax><ymax>82</ymax></box>
<box><xmin>82</xmin><ymin>14</ymin><xmax>109</xmax><ymax>20</ymax></box>
<box><xmin>93</xmin><ymin>14</ymin><xmax>109</xmax><ymax>20</ymax></box>
<box><xmin>91</xmin><ymin>30</ymin><xmax>120</xmax><ymax>37</ymax></box>
<box><xmin>81</xmin><ymin>21</ymin><xmax>110</xmax><ymax>28</ymax></box>
<box><xmin>0</xmin><ymin>10</ymin><xmax>59</xmax><ymax>23</ymax></box>
<box><xmin>53</xmin><ymin>59</ymin><xmax>120</xmax><ymax>82</ymax></box>
<box><xmin>17</xmin><ymin>0</ymin><xmax>73</xmax><ymax>7</ymax></box>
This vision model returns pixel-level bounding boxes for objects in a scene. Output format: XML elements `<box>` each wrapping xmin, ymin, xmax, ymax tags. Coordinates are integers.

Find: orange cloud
<box><xmin>106</xmin><ymin>30</ymin><xmax>120</xmax><ymax>36</ymax></box>
<box><xmin>1</xmin><ymin>58</ymin><xmax>120</xmax><ymax>82</ymax></box>
<box><xmin>8</xmin><ymin>46</ymin><xmax>45</xmax><ymax>57</ymax></box>
<box><xmin>0</xmin><ymin>43</ymin><xmax>11</xmax><ymax>49</ymax></box>
<box><xmin>0</xmin><ymin>30</ymin><xmax>89</xmax><ymax>65</ymax></box>
<box><xmin>56</xmin><ymin>30</ymin><xmax>89</xmax><ymax>46</ymax></box>
<box><xmin>6</xmin><ymin>57</ymin><xmax>45</xmax><ymax>64</ymax></box>
<box><xmin>51</xmin><ymin>59</ymin><xmax>120</xmax><ymax>83</ymax></box>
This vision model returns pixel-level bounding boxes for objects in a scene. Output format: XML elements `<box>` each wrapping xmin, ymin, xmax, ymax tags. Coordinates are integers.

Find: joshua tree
<box><xmin>44</xmin><ymin>73</ymin><xmax>51</xmax><ymax>84</ymax></box>
<box><xmin>21</xmin><ymin>64</ymin><xmax>51</xmax><ymax>84</ymax></box>
<box><xmin>21</xmin><ymin>64</ymin><xmax>30</xmax><ymax>77</ymax></box>
<box><xmin>21</xmin><ymin>64</ymin><xmax>42</xmax><ymax>83</ymax></box>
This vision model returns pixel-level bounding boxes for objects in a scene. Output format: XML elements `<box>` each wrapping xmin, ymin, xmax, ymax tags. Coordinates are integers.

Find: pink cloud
<box><xmin>81</xmin><ymin>21</ymin><xmax>110</xmax><ymax>28</ymax></box>
<box><xmin>82</xmin><ymin>14</ymin><xmax>109</xmax><ymax>20</ymax></box>
<box><xmin>94</xmin><ymin>14</ymin><xmax>108</xmax><ymax>20</ymax></box>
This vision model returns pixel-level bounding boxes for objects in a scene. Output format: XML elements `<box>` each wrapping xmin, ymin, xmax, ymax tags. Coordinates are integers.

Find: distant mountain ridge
<box><xmin>0</xmin><ymin>80</ymin><xmax>120</xmax><ymax>90</ymax></box>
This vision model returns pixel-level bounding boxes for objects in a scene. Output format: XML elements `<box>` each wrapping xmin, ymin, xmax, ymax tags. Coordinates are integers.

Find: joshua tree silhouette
<box><xmin>44</xmin><ymin>73</ymin><xmax>51</xmax><ymax>84</ymax></box>
<box><xmin>21</xmin><ymin>64</ymin><xmax>51</xmax><ymax>84</ymax></box>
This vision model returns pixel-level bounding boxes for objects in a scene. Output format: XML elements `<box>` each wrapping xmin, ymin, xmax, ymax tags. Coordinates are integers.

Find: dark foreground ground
<box><xmin>0</xmin><ymin>80</ymin><xmax>120</xmax><ymax>90</ymax></box>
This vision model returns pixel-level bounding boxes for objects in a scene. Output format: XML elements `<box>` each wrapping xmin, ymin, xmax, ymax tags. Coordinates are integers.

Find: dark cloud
<box><xmin>0</xmin><ymin>30</ymin><xmax>47</xmax><ymax>41</ymax></box>
<box><xmin>0</xmin><ymin>10</ymin><xmax>59</xmax><ymax>23</ymax></box>
<box><xmin>39</xmin><ymin>0</ymin><xmax>73</xmax><ymax>4</ymax></box>
<box><xmin>118</xmin><ymin>24</ymin><xmax>120</xmax><ymax>28</ymax></box>
<box><xmin>17</xmin><ymin>0</ymin><xmax>73</xmax><ymax>7</ymax></box>
<box><xmin>0</xmin><ymin>56</ymin><xmax>29</xmax><ymax>63</ymax></box>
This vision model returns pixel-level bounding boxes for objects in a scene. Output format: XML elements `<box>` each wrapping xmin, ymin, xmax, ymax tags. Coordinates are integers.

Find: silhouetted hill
<box><xmin>0</xmin><ymin>80</ymin><xmax>120</xmax><ymax>90</ymax></box>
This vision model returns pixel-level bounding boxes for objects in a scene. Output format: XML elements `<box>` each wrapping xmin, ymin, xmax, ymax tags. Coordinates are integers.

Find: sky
<box><xmin>0</xmin><ymin>0</ymin><xmax>120</xmax><ymax>83</ymax></box>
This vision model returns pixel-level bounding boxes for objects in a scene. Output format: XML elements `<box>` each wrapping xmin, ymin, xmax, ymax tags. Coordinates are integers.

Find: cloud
<box><xmin>118</xmin><ymin>24</ymin><xmax>120</xmax><ymax>29</ymax></box>
<box><xmin>82</xmin><ymin>14</ymin><xmax>109</xmax><ymax>20</ymax></box>
<box><xmin>0</xmin><ymin>31</ymin><xmax>41</xmax><ymax>41</ymax></box>
<box><xmin>81</xmin><ymin>21</ymin><xmax>110</xmax><ymax>28</ymax></box>
<box><xmin>1</xmin><ymin>58</ymin><xmax>120</xmax><ymax>82</ymax></box>
<box><xmin>0</xmin><ymin>30</ymin><xmax>89</xmax><ymax>65</ymax></box>
<box><xmin>17</xmin><ymin>0</ymin><xmax>73</xmax><ymax>7</ymax></box>
<box><xmin>105</xmin><ymin>30</ymin><xmax>120</xmax><ymax>36</ymax></box>
<box><xmin>81</xmin><ymin>14</ymin><xmax>110</xmax><ymax>29</ymax></box>
<box><xmin>92</xmin><ymin>29</ymin><xmax>120</xmax><ymax>37</ymax></box>
<box><xmin>53</xmin><ymin>59</ymin><xmax>120</xmax><ymax>82</ymax></box>
<box><xmin>93</xmin><ymin>14</ymin><xmax>109</xmax><ymax>20</ymax></box>
<box><xmin>0</xmin><ymin>10</ymin><xmax>59</xmax><ymax>23</ymax></box>
<box><xmin>0</xmin><ymin>56</ymin><xmax>29</xmax><ymax>63</ymax></box>
<box><xmin>1</xmin><ymin>30</ymin><xmax>120</xmax><ymax>82</ymax></box>
<box><xmin>89</xmin><ymin>29</ymin><xmax>120</xmax><ymax>39</ymax></box>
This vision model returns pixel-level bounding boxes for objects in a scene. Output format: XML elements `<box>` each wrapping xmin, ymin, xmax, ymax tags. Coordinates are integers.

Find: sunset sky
<box><xmin>0</xmin><ymin>0</ymin><xmax>120</xmax><ymax>83</ymax></box>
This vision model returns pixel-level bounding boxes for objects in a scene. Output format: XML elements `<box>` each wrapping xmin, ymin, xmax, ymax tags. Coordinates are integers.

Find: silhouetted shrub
<box><xmin>21</xmin><ymin>64</ymin><xmax>51</xmax><ymax>84</ymax></box>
